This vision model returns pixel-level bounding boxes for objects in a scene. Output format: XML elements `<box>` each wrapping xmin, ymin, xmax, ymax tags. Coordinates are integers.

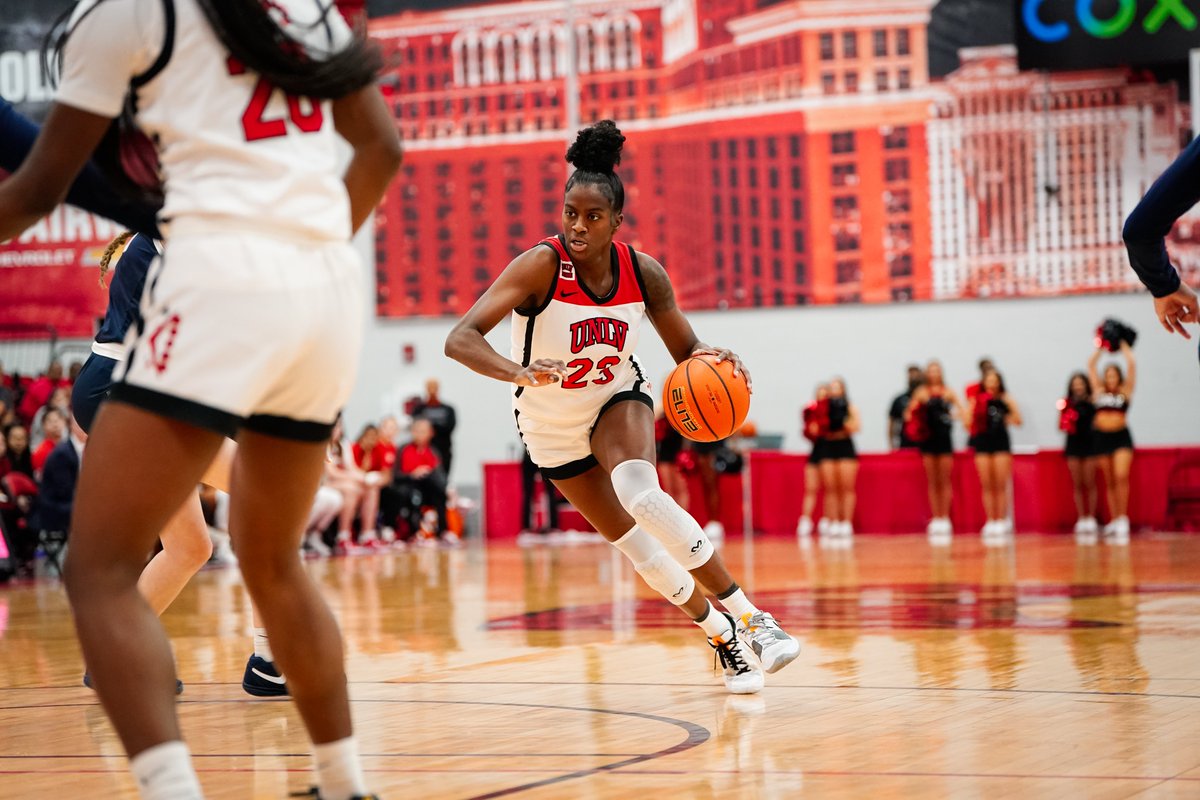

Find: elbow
<box><xmin>378</xmin><ymin>131</ymin><xmax>404</xmax><ymax>175</ymax></box>
<box><xmin>444</xmin><ymin>327</ymin><xmax>464</xmax><ymax>362</ymax></box>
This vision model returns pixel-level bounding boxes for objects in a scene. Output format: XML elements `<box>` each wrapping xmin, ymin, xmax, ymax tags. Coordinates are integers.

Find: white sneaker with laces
<box><xmin>817</xmin><ymin>517</ymin><xmax>831</xmax><ymax>537</ymax></box>
<box><xmin>737</xmin><ymin>611</ymin><xmax>801</xmax><ymax>674</ymax></box>
<box><xmin>796</xmin><ymin>516</ymin><xmax>813</xmax><ymax>538</ymax></box>
<box><xmin>708</xmin><ymin>612</ymin><xmax>763</xmax><ymax>694</ymax></box>
<box><xmin>1106</xmin><ymin>516</ymin><xmax>1130</xmax><ymax>545</ymax></box>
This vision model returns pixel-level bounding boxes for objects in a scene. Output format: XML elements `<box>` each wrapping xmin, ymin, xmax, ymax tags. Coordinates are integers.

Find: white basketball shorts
<box><xmin>515</xmin><ymin>372</ymin><xmax>654</xmax><ymax>479</ymax></box>
<box><xmin>111</xmin><ymin>229</ymin><xmax>363</xmax><ymax>442</ymax></box>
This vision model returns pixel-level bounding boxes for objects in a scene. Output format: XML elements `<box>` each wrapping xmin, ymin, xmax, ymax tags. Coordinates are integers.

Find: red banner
<box><xmin>0</xmin><ymin>205</ymin><xmax>119</xmax><ymax>338</ymax></box>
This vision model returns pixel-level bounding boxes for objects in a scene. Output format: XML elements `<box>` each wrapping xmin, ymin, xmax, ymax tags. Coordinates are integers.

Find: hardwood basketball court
<box><xmin>1</xmin><ymin>533</ymin><xmax>1198</xmax><ymax>798</ymax></box>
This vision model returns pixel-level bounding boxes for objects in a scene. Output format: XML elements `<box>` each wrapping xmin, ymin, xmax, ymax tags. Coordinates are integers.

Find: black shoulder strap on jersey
<box><xmin>131</xmin><ymin>0</ymin><xmax>176</xmax><ymax>89</ymax></box>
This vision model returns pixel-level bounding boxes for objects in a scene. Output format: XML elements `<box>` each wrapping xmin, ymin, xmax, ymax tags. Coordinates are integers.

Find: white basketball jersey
<box><xmin>511</xmin><ymin>236</ymin><xmax>649</xmax><ymax>425</ymax></box>
<box><xmin>56</xmin><ymin>0</ymin><xmax>354</xmax><ymax>241</ymax></box>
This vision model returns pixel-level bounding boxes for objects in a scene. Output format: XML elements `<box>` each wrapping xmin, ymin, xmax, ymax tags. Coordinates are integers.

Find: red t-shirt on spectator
<box><xmin>372</xmin><ymin>441</ymin><xmax>397</xmax><ymax>472</ymax></box>
<box><xmin>18</xmin><ymin>376</ymin><xmax>55</xmax><ymax>423</ymax></box>
<box><xmin>399</xmin><ymin>443</ymin><xmax>439</xmax><ymax>475</ymax></box>
<box><xmin>31</xmin><ymin>438</ymin><xmax>59</xmax><ymax>472</ymax></box>
<box><xmin>351</xmin><ymin>443</ymin><xmax>382</xmax><ymax>472</ymax></box>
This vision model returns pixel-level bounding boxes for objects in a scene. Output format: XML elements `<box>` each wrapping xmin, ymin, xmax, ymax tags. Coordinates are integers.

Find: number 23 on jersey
<box><xmin>226</xmin><ymin>57</ymin><xmax>323</xmax><ymax>141</ymax></box>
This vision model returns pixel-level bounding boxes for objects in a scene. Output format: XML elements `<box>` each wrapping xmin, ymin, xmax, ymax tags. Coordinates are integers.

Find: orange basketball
<box><xmin>663</xmin><ymin>354</ymin><xmax>751</xmax><ymax>442</ymax></box>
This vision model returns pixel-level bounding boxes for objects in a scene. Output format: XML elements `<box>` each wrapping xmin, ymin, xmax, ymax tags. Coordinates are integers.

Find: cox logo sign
<box><xmin>1023</xmin><ymin>0</ymin><xmax>1198</xmax><ymax>42</ymax></box>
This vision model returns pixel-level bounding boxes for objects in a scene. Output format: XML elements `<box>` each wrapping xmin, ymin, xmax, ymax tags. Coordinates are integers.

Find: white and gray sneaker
<box><xmin>737</xmin><ymin>611</ymin><xmax>801</xmax><ymax>674</ymax></box>
<box><xmin>709</xmin><ymin>612</ymin><xmax>763</xmax><ymax>694</ymax></box>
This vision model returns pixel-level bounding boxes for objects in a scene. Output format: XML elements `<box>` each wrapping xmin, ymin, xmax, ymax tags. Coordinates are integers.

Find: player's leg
<box><xmin>819</xmin><ymin>459</ymin><xmax>840</xmax><ymax>522</ymax></box>
<box><xmin>593</xmin><ymin>400</ymin><xmax>800</xmax><ymax>673</ymax></box>
<box><xmin>975</xmin><ymin>453</ymin><xmax>993</xmax><ymax>522</ymax></box>
<box><xmin>994</xmin><ymin>452</ymin><xmax>1012</xmax><ymax>523</ymax></box>
<box><xmin>64</xmin><ymin>401</ymin><xmax>226</xmax><ymax>796</ymax></box>
<box><xmin>1111</xmin><ymin>448</ymin><xmax>1132</xmax><ymax>518</ymax></box>
<box><xmin>226</xmin><ymin>428</ymin><xmax>366</xmax><ymax>795</ymax></box>
<box><xmin>137</xmin><ymin>494</ymin><xmax>213</xmax><ymax>615</ymax></box>
<box><xmin>838</xmin><ymin>459</ymin><xmax>858</xmax><ymax>530</ymax></box>
<box><xmin>550</xmin><ymin>467</ymin><xmax>762</xmax><ymax>693</ymax></box>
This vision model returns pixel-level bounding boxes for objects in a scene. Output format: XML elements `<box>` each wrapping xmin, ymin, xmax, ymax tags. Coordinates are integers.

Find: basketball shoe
<box><xmin>737</xmin><ymin>612</ymin><xmax>801</xmax><ymax>674</ymax></box>
<box><xmin>708</xmin><ymin>612</ymin><xmax>763</xmax><ymax>694</ymax></box>
<box><xmin>242</xmin><ymin>655</ymin><xmax>288</xmax><ymax>697</ymax></box>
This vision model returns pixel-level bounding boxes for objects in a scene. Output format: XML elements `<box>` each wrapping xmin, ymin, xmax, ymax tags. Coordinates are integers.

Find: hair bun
<box><xmin>566</xmin><ymin>120</ymin><xmax>625</xmax><ymax>174</ymax></box>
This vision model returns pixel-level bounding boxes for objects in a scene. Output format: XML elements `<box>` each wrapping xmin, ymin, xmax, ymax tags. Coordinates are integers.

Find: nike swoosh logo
<box><xmin>251</xmin><ymin>667</ymin><xmax>286</xmax><ymax>685</ymax></box>
<box><xmin>562</xmin><ymin>291</ymin><xmax>577</xmax><ymax>297</ymax></box>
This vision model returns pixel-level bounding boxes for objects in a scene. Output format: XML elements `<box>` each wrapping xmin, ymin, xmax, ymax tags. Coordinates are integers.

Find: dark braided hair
<box><xmin>565</xmin><ymin>120</ymin><xmax>626</xmax><ymax>213</ymax></box>
<box><xmin>43</xmin><ymin>0</ymin><xmax>382</xmax><ymax>203</ymax></box>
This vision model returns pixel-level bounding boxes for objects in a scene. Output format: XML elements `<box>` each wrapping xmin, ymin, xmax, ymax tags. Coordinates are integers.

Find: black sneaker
<box><xmin>289</xmin><ymin>788</ymin><xmax>379</xmax><ymax>799</ymax></box>
<box><xmin>83</xmin><ymin>672</ymin><xmax>183</xmax><ymax>695</ymax></box>
<box><xmin>242</xmin><ymin>654</ymin><xmax>288</xmax><ymax>697</ymax></box>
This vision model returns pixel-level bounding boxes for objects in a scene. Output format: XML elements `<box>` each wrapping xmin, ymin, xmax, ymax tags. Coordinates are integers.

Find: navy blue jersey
<box><xmin>0</xmin><ymin>97</ymin><xmax>160</xmax><ymax>239</ymax></box>
<box><xmin>96</xmin><ymin>235</ymin><xmax>157</xmax><ymax>345</ymax></box>
<box><xmin>1123</xmin><ymin>135</ymin><xmax>1199</xmax><ymax>298</ymax></box>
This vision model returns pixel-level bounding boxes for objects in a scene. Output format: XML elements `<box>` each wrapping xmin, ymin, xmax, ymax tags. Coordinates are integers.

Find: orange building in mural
<box><xmin>369</xmin><ymin>0</ymin><xmax>937</xmax><ymax>316</ymax></box>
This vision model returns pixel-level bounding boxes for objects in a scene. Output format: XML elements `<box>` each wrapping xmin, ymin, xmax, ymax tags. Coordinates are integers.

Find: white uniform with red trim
<box><xmin>512</xmin><ymin>235</ymin><xmax>653</xmax><ymax>474</ymax></box>
<box><xmin>52</xmin><ymin>0</ymin><xmax>363</xmax><ymax>440</ymax></box>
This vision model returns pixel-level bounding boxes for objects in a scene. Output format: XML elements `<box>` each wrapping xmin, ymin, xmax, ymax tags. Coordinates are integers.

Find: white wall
<box><xmin>344</xmin><ymin>290</ymin><xmax>1200</xmax><ymax>487</ymax></box>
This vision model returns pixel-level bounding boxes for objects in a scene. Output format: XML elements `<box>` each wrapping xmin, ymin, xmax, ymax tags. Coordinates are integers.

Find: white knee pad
<box><xmin>635</xmin><ymin>550</ymin><xmax>696</xmax><ymax>606</ymax></box>
<box><xmin>610</xmin><ymin>459</ymin><xmax>714</xmax><ymax>570</ymax></box>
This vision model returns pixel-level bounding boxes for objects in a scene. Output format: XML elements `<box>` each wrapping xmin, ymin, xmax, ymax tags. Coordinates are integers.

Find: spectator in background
<box><xmin>967</xmin><ymin>369</ymin><xmax>1022</xmax><ymax>545</ymax></box>
<box><xmin>907</xmin><ymin>360</ymin><xmax>964</xmax><ymax>545</ymax></box>
<box><xmin>888</xmin><ymin>365</ymin><xmax>923</xmax><ymax>450</ymax></box>
<box><xmin>375</xmin><ymin>415</ymin><xmax>400</xmax><ymax>479</ymax></box>
<box><xmin>797</xmin><ymin>384</ymin><xmax>829</xmax><ymax>539</ymax></box>
<box><xmin>655</xmin><ymin>408</ymin><xmax>690</xmax><ymax>510</ymax></box>
<box><xmin>325</xmin><ymin>416</ymin><xmax>382</xmax><ymax>552</ymax></box>
<box><xmin>518</xmin><ymin>446</ymin><xmax>560</xmax><ymax>544</ymax></box>
<box><xmin>351</xmin><ymin>423</ymin><xmax>394</xmax><ymax>546</ymax></box>
<box><xmin>1061</xmin><ymin>372</ymin><xmax>1099</xmax><ymax>542</ymax></box>
<box><xmin>964</xmin><ymin>357</ymin><xmax>994</xmax><ymax>403</ymax></box>
<box><xmin>411</xmin><ymin>378</ymin><xmax>457</xmax><ymax>477</ymax></box>
<box><xmin>33</xmin><ymin>415</ymin><xmax>87</xmax><ymax>535</ymax></box>
<box><xmin>17</xmin><ymin>361</ymin><xmax>66</xmax><ymax>425</ymax></box>
<box><xmin>31</xmin><ymin>408</ymin><xmax>68</xmax><ymax>476</ymax></box>
<box><xmin>0</xmin><ymin>389</ymin><xmax>16</xmax><ymax>430</ymax></box>
<box><xmin>67</xmin><ymin>360</ymin><xmax>84</xmax><ymax>383</ymax></box>
<box><xmin>4</xmin><ymin>424</ymin><xmax>34</xmax><ymax>478</ymax></box>
<box><xmin>1089</xmin><ymin>343</ymin><xmax>1136</xmax><ymax>545</ymax></box>
<box><xmin>689</xmin><ymin>436</ymin><xmax>728</xmax><ymax>543</ymax></box>
<box><xmin>398</xmin><ymin>419</ymin><xmax>449</xmax><ymax>541</ymax></box>
<box><xmin>820</xmin><ymin>378</ymin><xmax>860</xmax><ymax>542</ymax></box>
<box><xmin>30</xmin><ymin>386</ymin><xmax>71</xmax><ymax>449</ymax></box>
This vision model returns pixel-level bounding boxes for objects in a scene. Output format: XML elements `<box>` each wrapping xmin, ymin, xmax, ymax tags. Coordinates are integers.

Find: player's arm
<box><xmin>0</xmin><ymin>98</ymin><xmax>160</xmax><ymax>238</ymax></box>
<box><xmin>0</xmin><ymin>103</ymin><xmax>113</xmax><ymax>242</ymax></box>
<box><xmin>845</xmin><ymin>403</ymin><xmax>861</xmax><ymax>434</ymax></box>
<box><xmin>1121</xmin><ymin>341</ymin><xmax>1137</xmax><ymax>397</ymax></box>
<box><xmin>640</xmin><ymin>253</ymin><xmax>753</xmax><ymax>391</ymax></box>
<box><xmin>1005</xmin><ymin>396</ymin><xmax>1023</xmax><ymax>427</ymax></box>
<box><xmin>445</xmin><ymin>247</ymin><xmax>566</xmax><ymax>387</ymax></box>
<box><xmin>1124</xmin><ymin>136</ymin><xmax>1200</xmax><ymax>337</ymax></box>
<box><xmin>332</xmin><ymin>85</ymin><xmax>403</xmax><ymax>233</ymax></box>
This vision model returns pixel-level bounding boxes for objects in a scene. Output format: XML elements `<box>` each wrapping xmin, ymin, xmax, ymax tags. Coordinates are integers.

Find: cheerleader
<box><xmin>1088</xmin><ymin>344</ymin><xmax>1136</xmax><ymax>544</ymax></box>
<box><xmin>967</xmin><ymin>369</ymin><xmax>1022</xmax><ymax>545</ymax></box>
<box><xmin>1060</xmin><ymin>372</ymin><xmax>1099</xmax><ymax>542</ymax></box>
<box><xmin>820</xmin><ymin>378</ymin><xmax>860</xmax><ymax>541</ymax></box>
<box><xmin>796</xmin><ymin>384</ymin><xmax>828</xmax><ymax>539</ymax></box>
<box><xmin>906</xmin><ymin>361</ymin><xmax>964</xmax><ymax>545</ymax></box>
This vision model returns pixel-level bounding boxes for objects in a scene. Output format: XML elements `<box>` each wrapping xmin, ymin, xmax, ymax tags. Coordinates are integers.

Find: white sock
<box><xmin>694</xmin><ymin>602</ymin><xmax>733</xmax><ymax>641</ymax></box>
<box><xmin>313</xmin><ymin>737</ymin><xmax>368</xmax><ymax>800</ymax></box>
<box><xmin>130</xmin><ymin>741</ymin><xmax>203</xmax><ymax>800</ymax></box>
<box><xmin>253</xmin><ymin>627</ymin><xmax>273</xmax><ymax>662</ymax></box>
<box><xmin>718</xmin><ymin>586</ymin><xmax>759</xmax><ymax>621</ymax></box>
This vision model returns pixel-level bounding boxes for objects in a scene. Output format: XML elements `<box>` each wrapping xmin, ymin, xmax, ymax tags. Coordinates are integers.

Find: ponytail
<box><xmin>99</xmin><ymin>231</ymin><xmax>134</xmax><ymax>287</ymax></box>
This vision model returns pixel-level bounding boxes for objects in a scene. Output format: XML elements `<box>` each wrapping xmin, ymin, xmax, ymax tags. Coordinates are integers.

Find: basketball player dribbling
<box><xmin>0</xmin><ymin>1</ymin><xmax>401</xmax><ymax>798</ymax></box>
<box><xmin>447</xmin><ymin>120</ymin><xmax>800</xmax><ymax>694</ymax></box>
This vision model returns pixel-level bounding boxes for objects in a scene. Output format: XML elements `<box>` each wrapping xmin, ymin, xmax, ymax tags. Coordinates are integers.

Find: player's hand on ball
<box><xmin>691</xmin><ymin>346</ymin><xmax>753</xmax><ymax>392</ymax></box>
<box><xmin>1153</xmin><ymin>284</ymin><xmax>1199</xmax><ymax>339</ymax></box>
<box><xmin>515</xmin><ymin>359</ymin><xmax>568</xmax><ymax>387</ymax></box>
